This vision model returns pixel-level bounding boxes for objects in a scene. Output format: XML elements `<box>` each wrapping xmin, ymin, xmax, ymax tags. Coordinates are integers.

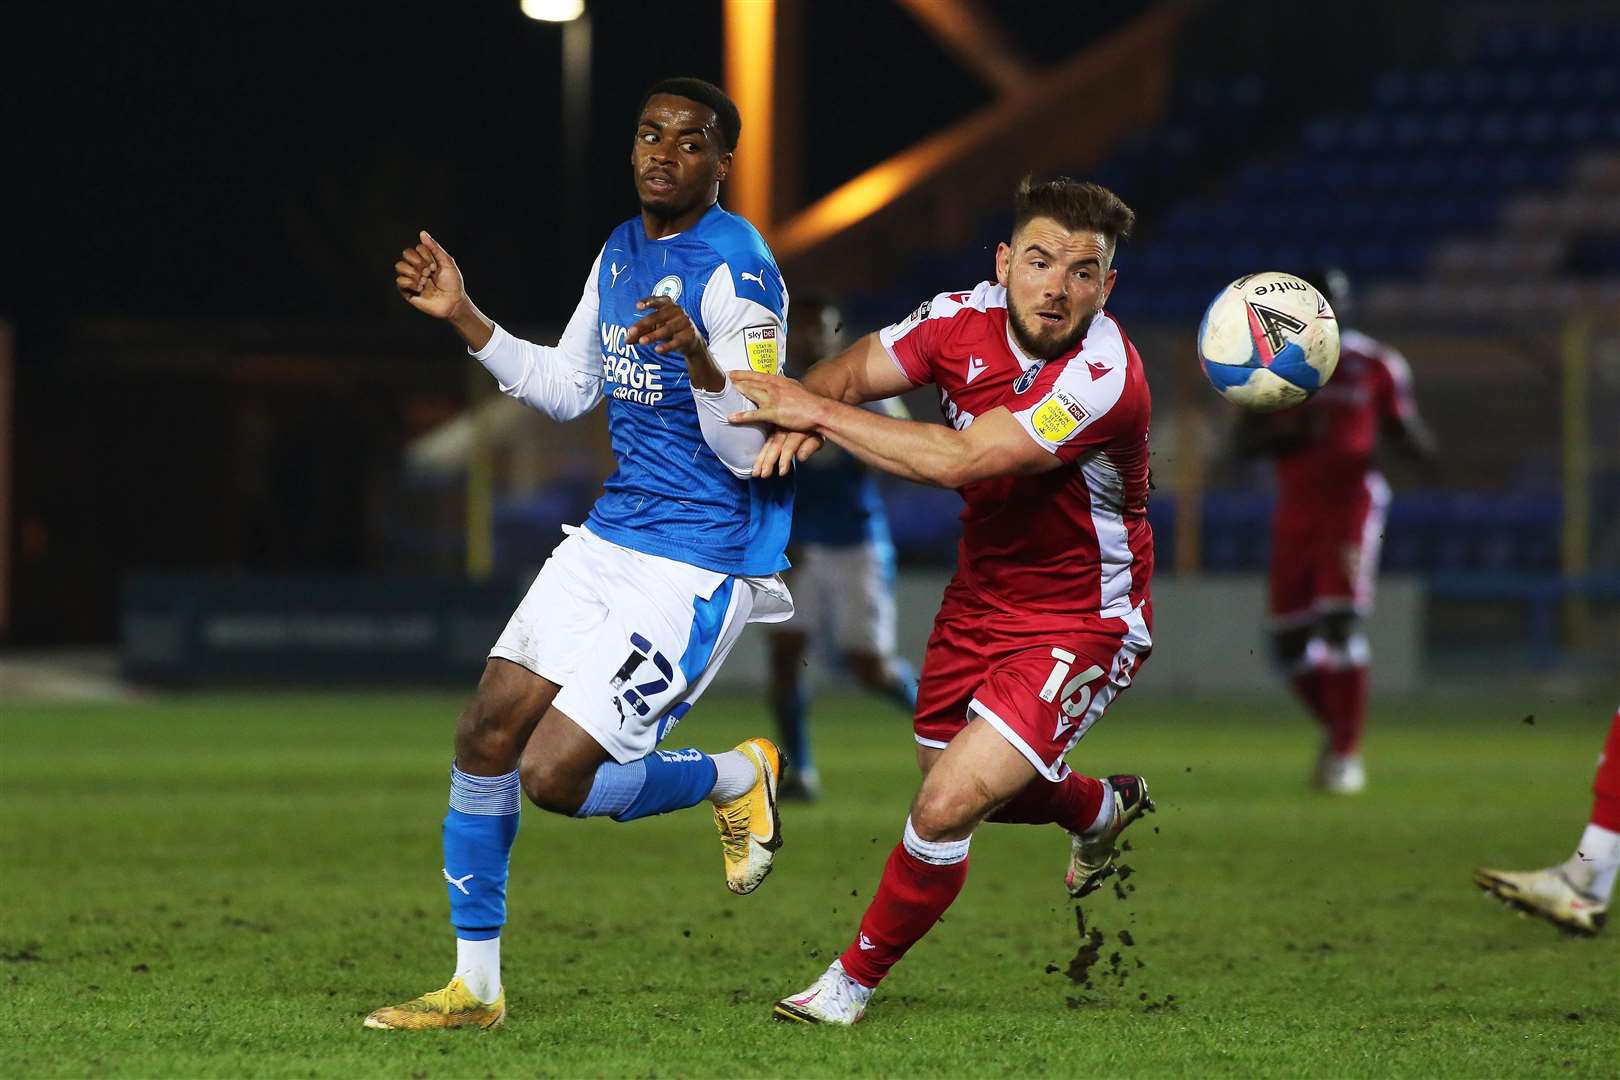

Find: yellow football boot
<box><xmin>714</xmin><ymin>737</ymin><xmax>785</xmax><ymax>895</ymax></box>
<box><xmin>363</xmin><ymin>976</ymin><xmax>506</xmax><ymax>1030</ymax></box>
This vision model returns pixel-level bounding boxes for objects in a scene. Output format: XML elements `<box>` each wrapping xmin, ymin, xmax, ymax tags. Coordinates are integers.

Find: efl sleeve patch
<box><xmin>742</xmin><ymin>324</ymin><xmax>781</xmax><ymax>374</ymax></box>
<box><xmin>1029</xmin><ymin>389</ymin><xmax>1090</xmax><ymax>444</ymax></box>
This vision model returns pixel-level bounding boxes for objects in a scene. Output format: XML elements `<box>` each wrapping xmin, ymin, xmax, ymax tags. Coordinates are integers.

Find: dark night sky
<box><xmin>13</xmin><ymin>0</ymin><xmax>1147</xmax><ymax>343</ymax></box>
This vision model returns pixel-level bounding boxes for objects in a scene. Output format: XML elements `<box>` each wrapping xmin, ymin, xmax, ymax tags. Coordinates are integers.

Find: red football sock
<box><xmin>1316</xmin><ymin>665</ymin><xmax>1368</xmax><ymax>755</ymax></box>
<box><xmin>839</xmin><ymin>825</ymin><xmax>970</xmax><ymax>989</ymax></box>
<box><xmin>1291</xmin><ymin>668</ymin><xmax>1326</xmax><ymax>726</ymax></box>
<box><xmin>986</xmin><ymin>772</ymin><xmax>1105</xmax><ymax>833</ymax></box>
<box><xmin>1591</xmin><ymin>710</ymin><xmax>1620</xmax><ymax>832</ymax></box>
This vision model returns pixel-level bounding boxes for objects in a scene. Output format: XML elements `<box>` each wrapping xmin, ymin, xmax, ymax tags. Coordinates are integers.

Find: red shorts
<box><xmin>913</xmin><ymin>579</ymin><xmax>1152</xmax><ymax>781</ymax></box>
<box><xmin>1269</xmin><ymin>473</ymin><xmax>1389</xmax><ymax>627</ymax></box>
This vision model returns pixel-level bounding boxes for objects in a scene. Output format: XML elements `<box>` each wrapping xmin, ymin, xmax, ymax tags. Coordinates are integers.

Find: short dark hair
<box><xmin>639</xmin><ymin>78</ymin><xmax>741</xmax><ymax>152</ymax></box>
<box><xmin>1012</xmin><ymin>175</ymin><xmax>1136</xmax><ymax>259</ymax></box>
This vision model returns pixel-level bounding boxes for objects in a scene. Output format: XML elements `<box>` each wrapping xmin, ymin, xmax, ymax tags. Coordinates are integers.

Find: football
<box><xmin>1197</xmin><ymin>272</ymin><xmax>1341</xmax><ymax>411</ymax></box>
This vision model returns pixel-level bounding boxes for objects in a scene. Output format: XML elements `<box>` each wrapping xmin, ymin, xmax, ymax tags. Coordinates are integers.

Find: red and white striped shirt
<box><xmin>1273</xmin><ymin>327</ymin><xmax>1419</xmax><ymax>508</ymax></box>
<box><xmin>879</xmin><ymin>282</ymin><xmax>1154</xmax><ymax>618</ymax></box>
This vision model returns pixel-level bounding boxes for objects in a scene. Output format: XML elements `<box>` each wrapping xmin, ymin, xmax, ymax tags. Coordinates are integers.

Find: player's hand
<box><xmin>728</xmin><ymin>370</ymin><xmax>829</xmax><ymax>449</ymax></box>
<box><xmin>395</xmin><ymin>231</ymin><xmax>466</xmax><ymax>320</ymax></box>
<box><xmin>751</xmin><ymin>430</ymin><xmax>824</xmax><ymax>478</ymax></box>
<box><xmin>628</xmin><ymin>295</ymin><xmax>707</xmax><ymax>358</ymax></box>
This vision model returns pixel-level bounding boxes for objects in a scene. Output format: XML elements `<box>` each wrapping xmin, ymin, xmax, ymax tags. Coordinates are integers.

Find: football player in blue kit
<box><xmin>367</xmin><ymin>78</ymin><xmax>793</xmax><ymax>1030</ymax></box>
<box><xmin>768</xmin><ymin>297</ymin><xmax>919</xmax><ymax>802</ymax></box>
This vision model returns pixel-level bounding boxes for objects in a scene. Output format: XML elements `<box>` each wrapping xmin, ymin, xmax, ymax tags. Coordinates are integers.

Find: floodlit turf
<box><xmin>2</xmin><ymin>688</ymin><xmax>1615</xmax><ymax>1077</ymax></box>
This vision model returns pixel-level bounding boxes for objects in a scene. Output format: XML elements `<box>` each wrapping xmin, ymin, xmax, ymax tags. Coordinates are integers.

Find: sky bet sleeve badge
<box><xmin>1030</xmin><ymin>389</ymin><xmax>1089</xmax><ymax>443</ymax></box>
<box><xmin>743</xmin><ymin>325</ymin><xmax>781</xmax><ymax>374</ymax></box>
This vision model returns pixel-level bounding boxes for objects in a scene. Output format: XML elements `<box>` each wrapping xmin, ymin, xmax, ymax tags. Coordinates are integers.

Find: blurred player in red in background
<box><xmin>1237</xmin><ymin>267</ymin><xmax>1436</xmax><ymax>794</ymax></box>
<box><xmin>730</xmin><ymin>177</ymin><xmax>1154</xmax><ymax>1025</ymax></box>
<box><xmin>1475</xmin><ymin>705</ymin><xmax>1620</xmax><ymax>935</ymax></box>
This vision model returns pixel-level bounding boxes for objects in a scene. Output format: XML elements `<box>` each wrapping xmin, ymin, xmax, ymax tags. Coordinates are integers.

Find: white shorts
<box><xmin>778</xmin><ymin>540</ymin><xmax>897</xmax><ymax>655</ymax></box>
<box><xmin>490</xmin><ymin>525</ymin><xmax>793</xmax><ymax>762</ymax></box>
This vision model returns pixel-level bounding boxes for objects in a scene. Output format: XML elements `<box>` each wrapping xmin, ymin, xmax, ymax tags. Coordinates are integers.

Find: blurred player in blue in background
<box><xmin>369</xmin><ymin>78</ymin><xmax>794</xmax><ymax>1031</ymax></box>
<box><xmin>768</xmin><ymin>297</ymin><xmax>919</xmax><ymax>802</ymax></box>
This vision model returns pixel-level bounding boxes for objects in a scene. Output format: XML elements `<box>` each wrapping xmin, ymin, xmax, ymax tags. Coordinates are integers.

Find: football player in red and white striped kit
<box><xmin>730</xmin><ymin>177</ymin><xmax>1155</xmax><ymax>1025</ymax></box>
<box><xmin>1238</xmin><ymin>267</ymin><xmax>1435</xmax><ymax>794</ymax></box>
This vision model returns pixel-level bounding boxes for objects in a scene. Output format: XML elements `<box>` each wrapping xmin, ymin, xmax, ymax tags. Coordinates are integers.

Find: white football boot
<box><xmin>1067</xmin><ymin>774</ymin><xmax>1155</xmax><ymax>898</ymax></box>
<box><xmin>1313</xmin><ymin>748</ymin><xmax>1366</xmax><ymax>795</ymax></box>
<box><xmin>772</xmin><ymin>960</ymin><xmax>873</xmax><ymax>1025</ymax></box>
<box><xmin>1474</xmin><ymin>865</ymin><xmax>1608</xmax><ymax>936</ymax></box>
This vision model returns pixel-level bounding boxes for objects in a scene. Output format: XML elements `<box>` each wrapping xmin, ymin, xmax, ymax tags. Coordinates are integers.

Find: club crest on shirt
<box><xmin>652</xmin><ymin>274</ymin><xmax>683</xmax><ymax>301</ymax></box>
<box><xmin>742</xmin><ymin>324</ymin><xmax>780</xmax><ymax>374</ymax></box>
<box><xmin>1030</xmin><ymin>389</ymin><xmax>1089</xmax><ymax>444</ymax></box>
<box><xmin>1013</xmin><ymin>359</ymin><xmax>1046</xmax><ymax>395</ymax></box>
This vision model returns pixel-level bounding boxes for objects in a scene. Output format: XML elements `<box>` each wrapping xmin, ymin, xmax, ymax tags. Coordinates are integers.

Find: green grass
<box><xmin>2</xmin><ymin>689</ymin><xmax>1615</xmax><ymax>1078</ymax></box>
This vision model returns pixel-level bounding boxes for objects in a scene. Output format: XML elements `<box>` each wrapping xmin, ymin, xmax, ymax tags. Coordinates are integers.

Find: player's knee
<box><xmin>455</xmin><ymin>663</ymin><xmax>549</xmax><ymax>770</ymax></box>
<box><xmin>909</xmin><ymin>785</ymin><xmax>978</xmax><ymax>842</ymax></box>
<box><xmin>518</xmin><ymin>754</ymin><xmax>589</xmax><ymax>816</ymax></box>
<box><xmin>767</xmin><ymin>632</ymin><xmax>806</xmax><ymax>684</ymax></box>
<box><xmin>1320</xmin><ymin>613</ymin><xmax>1358</xmax><ymax>647</ymax></box>
<box><xmin>1271</xmin><ymin>628</ymin><xmax>1309</xmax><ymax>669</ymax></box>
<box><xmin>455</xmin><ymin>700</ymin><xmax>520</xmax><ymax>771</ymax></box>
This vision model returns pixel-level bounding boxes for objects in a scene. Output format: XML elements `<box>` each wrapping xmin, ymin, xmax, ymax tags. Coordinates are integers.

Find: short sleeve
<box><xmin>1011</xmin><ymin>316</ymin><xmax>1134</xmax><ymax>463</ymax></box>
<box><xmin>876</xmin><ymin>293</ymin><xmax>960</xmax><ymax>386</ymax></box>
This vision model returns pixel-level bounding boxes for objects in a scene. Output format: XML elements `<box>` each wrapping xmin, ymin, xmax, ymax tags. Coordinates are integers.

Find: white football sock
<box><xmin>708</xmin><ymin>749</ymin><xmax>758</xmax><ymax>803</ymax></box>
<box><xmin>1566</xmin><ymin>823</ymin><xmax>1620</xmax><ymax>902</ymax></box>
<box><xmin>455</xmin><ymin>936</ymin><xmax>502</xmax><ymax>1004</ymax></box>
<box><xmin>1082</xmin><ymin>779</ymin><xmax>1117</xmax><ymax>837</ymax></box>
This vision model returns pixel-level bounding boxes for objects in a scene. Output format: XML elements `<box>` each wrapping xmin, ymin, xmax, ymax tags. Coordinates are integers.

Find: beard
<box><xmin>1007</xmin><ymin>302</ymin><xmax>1096</xmax><ymax>362</ymax></box>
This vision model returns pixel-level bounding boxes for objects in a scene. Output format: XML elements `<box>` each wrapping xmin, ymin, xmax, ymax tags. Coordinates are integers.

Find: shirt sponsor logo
<box><xmin>652</xmin><ymin>274</ymin><xmax>683</xmax><ymax>301</ymax></box>
<box><xmin>1029</xmin><ymin>389</ymin><xmax>1089</xmax><ymax>443</ymax></box>
<box><xmin>600</xmin><ymin>321</ymin><xmax>666</xmax><ymax>404</ymax></box>
<box><xmin>742</xmin><ymin>324</ymin><xmax>781</xmax><ymax>374</ymax></box>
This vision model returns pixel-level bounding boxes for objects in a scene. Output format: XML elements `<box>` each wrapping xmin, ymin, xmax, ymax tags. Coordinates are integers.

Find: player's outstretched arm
<box><xmin>394</xmin><ymin>231</ymin><xmax>496</xmax><ymax>353</ymax></box>
<box><xmin>730</xmin><ymin>373</ymin><xmax>1058</xmax><ymax>489</ymax></box>
<box><xmin>397</xmin><ymin>232</ymin><xmax>603</xmax><ymax>422</ymax></box>
<box><xmin>750</xmin><ymin>333</ymin><xmax>914</xmax><ymax>477</ymax></box>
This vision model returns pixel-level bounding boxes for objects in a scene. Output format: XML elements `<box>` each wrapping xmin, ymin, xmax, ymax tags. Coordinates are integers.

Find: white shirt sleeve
<box><xmin>692</xmin><ymin>264</ymin><xmax>789</xmax><ymax>478</ymax></box>
<box><xmin>469</xmin><ymin>249</ymin><xmax>604</xmax><ymax>422</ymax></box>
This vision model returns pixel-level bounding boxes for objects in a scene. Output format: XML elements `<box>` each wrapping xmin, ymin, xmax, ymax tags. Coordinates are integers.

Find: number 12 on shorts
<box><xmin>610</xmin><ymin>632</ymin><xmax>675</xmax><ymax>719</ymax></box>
<box><xmin>1039</xmin><ymin>648</ymin><xmax>1103</xmax><ymax>739</ymax></box>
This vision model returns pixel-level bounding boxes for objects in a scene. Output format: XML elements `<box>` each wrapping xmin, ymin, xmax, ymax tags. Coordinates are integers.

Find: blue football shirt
<box><xmin>583</xmin><ymin>204</ymin><xmax>793</xmax><ymax>577</ymax></box>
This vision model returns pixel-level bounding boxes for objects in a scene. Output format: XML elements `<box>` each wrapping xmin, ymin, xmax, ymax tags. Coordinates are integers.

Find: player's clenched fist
<box><xmin>629</xmin><ymin>295</ymin><xmax>727</xmax><ymax>392</ymax></box>
<box><xmin>628</xmin><ymin>295</ymin><xmax>702</xmax><ymax>355</ymax></box>
<box><xmin>395</xmin><ymin>230</ymin><xmax>466</xmax><ymax>320</ymax></box>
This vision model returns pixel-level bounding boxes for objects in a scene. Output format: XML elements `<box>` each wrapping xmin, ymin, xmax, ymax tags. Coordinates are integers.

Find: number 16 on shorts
<box><xmin>1039</xmin><ymin>648</ymin><xmax>1104</xmax><ymax>742</ymax></box>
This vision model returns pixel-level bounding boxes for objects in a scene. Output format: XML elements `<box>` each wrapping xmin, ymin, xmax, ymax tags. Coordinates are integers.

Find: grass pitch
<box><xmin>2</xmin><ymin>688</ymin><xmax>1615</xmax><ymax>1077</ymax></box>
